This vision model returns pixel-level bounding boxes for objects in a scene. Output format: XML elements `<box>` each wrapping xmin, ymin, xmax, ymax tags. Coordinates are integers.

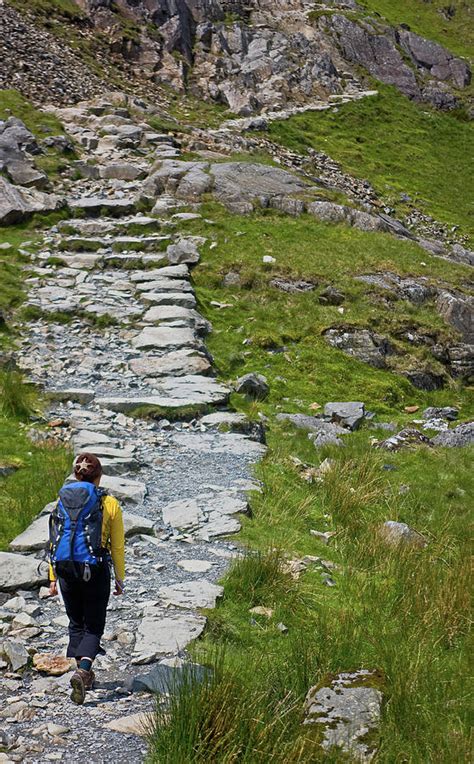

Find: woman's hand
<box><xmin>49</xmin><ymin>581</ymin><xmax>58</xmax><ymax>597</ymax></box>
<box><xmin>113</xmin><ymin>579</ymin><xmax>124</xmax><ymax>596</ymax></box>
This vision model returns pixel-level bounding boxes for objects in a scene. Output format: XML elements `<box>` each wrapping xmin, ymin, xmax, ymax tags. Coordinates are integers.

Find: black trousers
<box><xmin>58</xmin><ymin>563</ymin><xmax>111</xmax><ymax>660</ymax></box>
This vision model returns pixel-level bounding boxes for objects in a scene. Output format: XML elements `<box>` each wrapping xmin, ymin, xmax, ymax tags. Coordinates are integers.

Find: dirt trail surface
<box><xmin>0</xmin><ymin>98</ymin><xmax>266</xmax><ymax>762</ymax></box>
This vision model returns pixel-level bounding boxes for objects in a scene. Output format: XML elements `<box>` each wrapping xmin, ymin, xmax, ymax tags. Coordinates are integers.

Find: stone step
<box><xmin>131</xmin><ymin>327</ymin><xmax>199</xmax><ymax>350</ymax></box>
<box><xmin>129</xmin><ymin>350</ymin><xmax>212</xmax><ymax>378</ymax></box>
<box><xmin>141</xmin><ymin>291</ymin><xmax>197</xmax><ymax>308</ymax></box>
<box><xmin>68</xmin><ymin>197</ymin><xmax>137</xmax><ymax>217</ymax></box>
<box><xmin>58</xmin><ymin>235</ymin><xmax>171</xmax><ymax>253</ymax></box>
<box><xmin>136</xmin><ymin>278</ymin><xmax>194</xmax><ymax>294</ymax></box>
<box><xmin>95</xmin><ymin>378</ymin><xmax>229</xmax><ymax>412</ymax></box>
<box><xmin>58</xmin><ymin>216</ymin><xmax>162</xmax><ymax>236</ymax></box>
<box><xmin>130</xmin><ymin>264</ymin><xmax>189</xmax><ymax>282</ymax></box>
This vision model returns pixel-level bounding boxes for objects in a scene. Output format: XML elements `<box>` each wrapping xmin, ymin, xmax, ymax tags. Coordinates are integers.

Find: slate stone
<box><xmin>422</xmin><ymin>407</ymin><xmax>458</xmax><ymax>421</ymax></box>
<box><xmin>158</xmin><ymin>579</ymin><xmax>224</xmax><ymax>609</ymax></box>
<box><xmin>0</xmin><ymin>551</ymin><xmax>48</xmax><ymax>591</ymax></box>
<box><xmin>324</xmin><ymin>402</ymin><xmax>365</xmax><ymax>430</ymax></box>
<box><xmin>100</xmin><ymin>475</ymin><xmax>147</xmax><ymax>504</ymax></box>
<box><xmin>129</xmin><ymin>350</ymin><xmax>211</xmax><ymax>378</ymax></box>
<box><xmin>235</xmin><ymin>372</ymin><xmax>269</xmax><ymax>400</ymax></box>
<box><xmin>133</xmin><ymin>612</ymin><xmax>207</xmax><ymax>662</ymax></box>
<box><xmin>131</xmin><ymin>327</ymin><xmax>198</xmax><ymax>350</ymax></box>
<box><xmin>9</xmin><ymin>513</ymin><xmax>49</xmax><ymax>552</ymax></box>
<box><xmin>432</xmin><ymin>421</ymin><xmax>474</xmax><ymax>447</ymax></box>
<box><xmin>103</xmin><ymin>712</ymin><xmax>153</xmax><ymax>736</ymax></box>
<box><xmin>122</xmin><ymin>512</ymin><xmax>154</xmax><ymax>537</ymax></box>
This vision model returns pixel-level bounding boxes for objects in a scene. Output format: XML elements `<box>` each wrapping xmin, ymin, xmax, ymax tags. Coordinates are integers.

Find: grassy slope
<box><xmin>267</xmin><ymin>85</ymin><xmax>474</xmax><ymax>242</ymax></box>
<box><xmin>361</xmin><ymin>0</ymin><xmax>474</xmax><ymax>59</ymax></box>
<box><xmin>149</xmin><ymin>205</ymin><xmax>473</xmax><ymax>762</ymax></box>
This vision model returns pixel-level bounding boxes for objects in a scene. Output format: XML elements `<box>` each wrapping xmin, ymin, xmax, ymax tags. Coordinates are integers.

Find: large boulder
<box><xmin>0</xmin><ymin>551</ymin><xmax>48</xmax><ymax>591</ymax></box>
<box><xmin>0</xmin><ymin>177</ymin><xmax>63</xmax><ymax>226</ymax></box>
<box><xmin>210</xmin><ymin>162</ymin><xmax>308</xmax><ymax>211</ymax></box>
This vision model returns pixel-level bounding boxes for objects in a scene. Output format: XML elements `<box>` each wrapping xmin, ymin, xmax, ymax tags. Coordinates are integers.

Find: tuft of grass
<box><xmin>0</xmin><ymin>370</ymin><xmax>71</xmax><ymax>548</ymax></box>
<box><xmin>0</xmin><ymin>371</ymin><xmax>36</xmax><ymax>419</ymax></box>
<box><xmin>148</xmin><ymin>653</ymin><xmax>327</xmax><ymax>763</ymax></box>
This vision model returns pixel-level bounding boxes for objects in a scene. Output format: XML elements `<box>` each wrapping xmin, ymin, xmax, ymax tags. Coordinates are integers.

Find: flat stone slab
<box><xmin>72</xmin><ymin>430</ymin><xmax>118</xmax><ymax>450</ymax></box>
<box><xmin>171</xmin><ymin>431</ymin><xmax>267</xmax><ymax>458</ymax></box>
<box><xmin>47</xmin><ymin>388</ymin><xmax>95</xmax><ymax>404</ymax></box>
<box><xmin>71</xmin><ymin>444</ymin><xmax>136</xmax><ymax>459</ymax></box>
<box><xmin>133</xmin><ymin>611</ymin><xmax>207</xmax><ymax>662</ymax></box>
<box><xmin>324</xmin><ymin>402</ymin><xmax>366</xmax><ymax>431</ymax></box>
<box><xmin>104</xmin><ymin>712</ymin><xmax>153</xmax><ymax>736</ymax></box>
<box><xmin>136</xmin><ymin>281</ymin><xmax>194</xmax><ymax>296</ymax></box>
<box><xmin>122</xmin><ymin>512</ymin><xmax>154</xmax><ymax>537</ymax></box>
<box><xmin>68</xmin><ymin>197</ymin><xmax>136</xmax><ymax>215</ymax></box>
<box><xmin>141</xmin><ymin>291</ymin><xmax>196</xmax><ymax>308</ymax></box>
<box><xmin>177</xmin><ymin>559</ymin><xmax>213</xmax><ymax>573</ymax></box>
<box><xmin>0</xmin><ymin>552</ymin><xmax>48</xmax><ymax>591</ymax></box>
<box><xmin>100</xmin><ymin>475</ymin><xmax>147</xmax><ymax>504</ymax></box>
<box><xmin>9</xmin><ymin>514</ymin><xmax>49</xmax><ymax>552</ymax></box>
<box><xmin>142</xmin><ymin>305</ymin><xmax>202</xmax><ymax>325</ymax></box>
<box><xmin>158</xmin><ymin>579</ymin><xmax>224</xmax><ymax>609</ymax></box>
<box><xmin>130</xmin><ymin>265</ymin><xmax>189</xmax><ymax>282</ymax></box>
<box><xmin>132</xmin><ymin>327</ymin><xmax>198</xmax><ymax>350</ymax></box>
<box><xmin>129</xmin><ymin>350</ymin><xmax>211</xmax><ymax>378</ymax></box>
<box><xmin>162</xmin><ymin>492</ymin><xmax>249</xmax><ymax>538</ymax></box>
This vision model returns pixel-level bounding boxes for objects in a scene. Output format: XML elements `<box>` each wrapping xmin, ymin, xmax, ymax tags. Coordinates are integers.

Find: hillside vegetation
<box><xmin>268</xmin><ymin>85</ymin><xmax>474</xmax><ymax>242</ymax></box>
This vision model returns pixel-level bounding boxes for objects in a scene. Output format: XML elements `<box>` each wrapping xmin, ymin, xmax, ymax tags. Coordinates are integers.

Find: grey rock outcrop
<box><xmin>324</xmin><ymin>327</ymin><xmax>391</xmax><ymax>369</ymax></box>
<box><xmin>0</xmin><ymin>178</ymin><xmax>63</xmax><ymax>226</ymax></box>
<box><xmin>432</xmin><ymin>421</ymin><xmax>474</xmax><ymax>448</ymax></box>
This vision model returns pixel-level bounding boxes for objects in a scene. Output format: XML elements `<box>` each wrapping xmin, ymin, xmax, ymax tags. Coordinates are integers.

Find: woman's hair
<box><xmin>73</xmin><ymin>452</ymin><xmax>103</xmax><ymax>483</ymax></box>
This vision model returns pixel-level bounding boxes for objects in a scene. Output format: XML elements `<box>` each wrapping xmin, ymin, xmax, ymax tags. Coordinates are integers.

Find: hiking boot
<box><xmin>70</xmin><ymin>668</ymin><xmax>95</xmax><ymax>705</ymax></box>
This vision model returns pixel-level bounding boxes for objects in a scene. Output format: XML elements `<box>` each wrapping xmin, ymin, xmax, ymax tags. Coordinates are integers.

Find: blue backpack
<box><xmin>49</xmin><ymin>481</ymin><xmax>106</xmax><ymax>578</ymax></box>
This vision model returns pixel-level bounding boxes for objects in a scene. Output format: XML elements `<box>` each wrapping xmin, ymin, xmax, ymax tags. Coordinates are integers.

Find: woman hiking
<box><xmin>48</xmin><ymin>452</ymin><xmax>125</xmax><ymax>705</ymax></box>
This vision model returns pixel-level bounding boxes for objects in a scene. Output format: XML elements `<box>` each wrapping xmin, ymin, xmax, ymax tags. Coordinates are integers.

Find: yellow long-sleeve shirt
<box><xmin>49</xmin><ymin>494</ymin><xmax>125</xmax><ymax>582</ymax></box>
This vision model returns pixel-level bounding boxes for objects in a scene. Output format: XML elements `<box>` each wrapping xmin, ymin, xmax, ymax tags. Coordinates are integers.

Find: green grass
<box><xmin>150</xmin><ymin>204</ymin><xmax>472</xmax><ymax>762</ymax></box>
<box><xmin>0</xmin><ymin>89</ymin><xmax>74</xmax><ymax>178</ymax></box>
<box><xmin>7</xmin><ymin>0</ymin><xmax>84</xmax><ymax>20</ymax></box>
<box><xmin>266</xmin><ymin>85</ymin><xmax>474</xmax><ymax>242</ymax></box>
<box><xmin>361</xmin><ymin>0</ymin><xmax>474</xmax><ymax>59</ymax></box>
<box><xmin>183</xmin><ymin>203</ymin><xmax>472</xmax><ymax>405</ymax></box>
<box><xmin>0</xmin><ymin>371</ymin><xmax>71</xmax><ymax>549</ymax></box>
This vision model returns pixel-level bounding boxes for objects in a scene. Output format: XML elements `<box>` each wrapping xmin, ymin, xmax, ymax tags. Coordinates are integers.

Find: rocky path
<box><xmin>0</xmin><ymin>107</ymin><xmax>266</xmax><ymax>762</ymax></box>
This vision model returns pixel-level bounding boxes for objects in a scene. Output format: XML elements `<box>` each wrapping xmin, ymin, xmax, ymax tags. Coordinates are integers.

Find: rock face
<box><xmin>324</xmin><ymin>327</ymin><xmax>391</xmax><ymax>369</ymax></box>
<box><xmin>304</xmin><ymin>669</ymin><xmax>383</xmax><ymax>761</ymax></box>
<box><xmin>2</xmin><ymin>0</ymin><xmax>468</xmax><ymax>113</ymax></box>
